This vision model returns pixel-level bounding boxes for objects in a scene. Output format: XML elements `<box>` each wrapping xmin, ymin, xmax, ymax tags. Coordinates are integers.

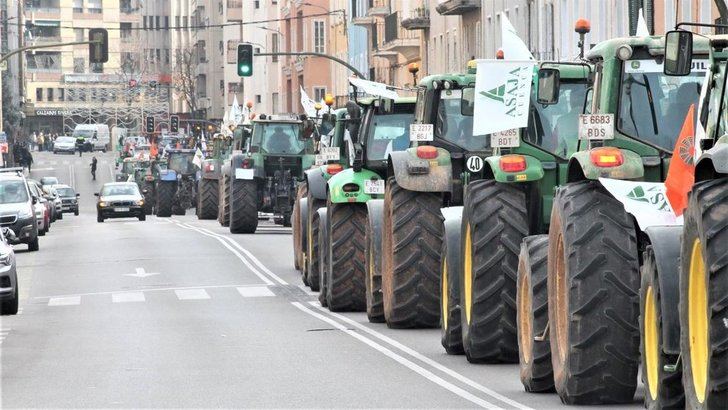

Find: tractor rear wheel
<box><xmin>229</xmin><ymin>179</ymin><xmax>258</xmax><ymax>234</ymax></box>
<box><xmin>460</xmin><ymin>180</ymin><xmax>526</xmax><ymax>363</ymax></box>
<box><xmin>640</xmin><ymin>247</ymin><xmax>684</xmax><ymax>409</ymax></box>
<box><xmin>679</xmin><ymin>177</ymin><xmax>728</xmax><ymax>409</ymax></box>
<box><xmin>305</xmin><ymin>194</ymin><xmax>325</xmax><ymax>291</ymax></box>
<box><xmin>142</xmin><ymin>182</ymin><xmax>154</xmax><ymax>215</ymax></box>
<box><xmin>440</xmin><ymin>231</ymin><xmax>464</xmax><ymax>354</ymax></box>
<box><xmin>382</xmin><ymin>178</ymin><xmax>443</xmax><ymax>328</ymax></box>
<box><xmin>318</xmin><ymin>208</ymin><xmax>329</xmax><ymax>308</ymax></box>
<box><xmin>218</xmin><ymin>174</ymin><xmax>231</xmax><ymax>227</ymax></box>
<box><xmin>548</xmin><ymin>181</ymin><xmax>640</xmax><ymax>405</ymax></box>
<box><xmin>197</xmin><ymin>178</ymin><xmax>219</xmax><ymax>220</ymax></box>
<box><xmin>293</xmin><ymin>182</ymin><xmax>308</xmax><ymax>271</ymax></box>
<box><xmin>326</xmin><ymin>202</ymin><xmax>366</xmax><ymax>311</ymax></box>
<box><xmin>155</xmin><ymin>181</ymin><xmax>176</xmax><ymax>217</ymax></box>
<box><xmin>365</xmin><ymin>206</ymin><xmax>385</xmax><ymax>323</ymax></box>
<box><xmin>517</xmin><ymin>235</ymin><xmax>554</xmax><ymax>393</ymax></box>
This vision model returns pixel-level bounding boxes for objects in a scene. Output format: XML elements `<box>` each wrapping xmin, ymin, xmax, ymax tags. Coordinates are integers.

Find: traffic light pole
<box><xmin>255</xmin><ymin>52</ymin><xmax>367</xmax><ymax>80</ymax></box>
<box><xmin>0</xmin><ymin>40</ymin><xmax>99</xmax><ymax>65</ymax></box>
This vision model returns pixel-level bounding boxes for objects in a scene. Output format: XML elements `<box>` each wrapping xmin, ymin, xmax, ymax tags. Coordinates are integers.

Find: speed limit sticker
<box><xmin>466</xmin><ymin>156</ymin><xmax>484</xmax><ymax>172</ymax></box>
<box><xmin>579</xmin><ymin>114</ymin><xmax>614</xmax><ymax>139</ymax></box>
<box><xmin>490</xmin><ymin>129</ymin><xmax>520</xmax><ymax>148</ymax></box>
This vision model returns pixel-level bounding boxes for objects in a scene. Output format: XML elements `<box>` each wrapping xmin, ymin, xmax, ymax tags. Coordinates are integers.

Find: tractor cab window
<box><xmin>436</xmin><ymin>88</ymin><xmax>488</xmax><ymax>151</ymax></box>
<box><xmin>527</xmin><ymin>81</ymin><xmax>589</xmax><ymax>157</ymax></box>
<box><xmin>365</xmin><ymin>113</ymin><xmax>414</xmax><ymax>161</ymax></box>
<box><xmin>252</xmin><ymin>123</ymin><xmax>313</xmax><ymax>155</ymax></box>
<box><xmin>121</xmin><ymin>161</ymin><xmax>136</xmax><ymax>174</ymax></box>
<box><xmin>617</xmin><ymin>59</ymin><xmax>706</xmax><ymax>151</ymax></box>
<box><xmin>167</xmin><ymin>153</ymin><xmax>196</xmax><ymax>174</ymax></box>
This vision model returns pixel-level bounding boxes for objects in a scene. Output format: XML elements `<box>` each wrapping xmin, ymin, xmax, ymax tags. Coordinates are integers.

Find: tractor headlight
<box><xmin>616</xmin><ymin>44</ymin><xmax>633</xmax><ymax>61</ymax></box>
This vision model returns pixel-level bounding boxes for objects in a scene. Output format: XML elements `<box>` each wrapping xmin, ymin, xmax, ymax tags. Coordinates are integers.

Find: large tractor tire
<box><xmin>364</xmin><ymin>200</ymin><xmax>385</xmax><ymax>323</ymax></box>
<box><xmin>155</xmin><ymin>181</ymin><xmax>176</xmax><ymax>217</ymax></box>
<box><xmin>218</xmin><ymin>174</ymin><xmax>231</xmax><ymax>227</ymax></box>
<box><xmin>142</xmin><ymin>182</ymin><xmax>154</xmax><ymax>215</ymax></box>
<box><xmin>197</xmin><ymin>178</ymin><xmax>219</xmax><ymax>220</ymax></box>
<box><xmin>460</xmin><ymin>180</ymin><xmax>526</xmax><ymax>363</ymax></box>
<box><xmin>440</xmin><ymin>225</ymin><xmax>464</xmax><ymax>355</ymax></box>
<box><xmin>305</xmin><ymin>190</ymin><xmax>326</xmax><ymax>290</ymax></box>
<box><xmin>317</xmin><ymin>208</ymin><xmax>329</xmax><ymax>308</ymax></box>
<box><xmin>517</xmin><ymin>235</ymin><xmax>554</xmax><ymax>393</ymax></box>
<box><xmin>381</xmin><ymin>178</ymin><xmax>443</xmax><ymax>328</ymax></box>
<box><xmin>640</xmin><ymin>247</ymin><xmax>684</xmax><ymax>409</ymax></box>
<box><xmin>679</xmin><ymin>177</ymin><xmax>728</xmax><ymax>409</ymax></box>
<box><xmin>325</xmin><ymin>201</ymin><xmax>367</xmax><ymax>311</ymax></box>
<box><xmin>292</xmin><ymin>182</ymin><xmax>308</xmax><ymax>271</ymax></box>
<box><xmin>229</xmin><ymin>179</ymin><xmax>258</xmax><ymax>234</ymax></box>
<box><xmin>548</xmin><ymin>181</ymin><xmax>640</xmax><ymax>405</ymax></box>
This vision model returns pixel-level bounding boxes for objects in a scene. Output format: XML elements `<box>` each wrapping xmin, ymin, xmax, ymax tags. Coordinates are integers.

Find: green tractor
<box><xmin>197</xmin><ymin>134</ymin><xmax>234</xmax><ymax>220</ymax></box>
<box><xmin>131</xmin><ymin>158</ymin><xmax>155</xmax><ymax>215</ymax></box>
<box><xmin>154</xmin><ymin>149</ymin><xmax>199</xmax><ymax>217</ymax></box>
<box><xmin>316</xmin><ymin>97</ymin><xmax>415</xmax><ymax>313</ymax></box>
<box><xmin>437</xmin><ymin>63</ymin><xmax>591</xmax><ymax>367</ymax></box>
<box><xmin>524</xmin><ymin>35</ymin><xmax>708</xmax><ymax>405</ymax></box>
<box><xmin>219</xmin><ymin>126</ymin><xmax>249</xmax><ymax>227</ymax></box>
<box><xmin>116</xmin><ymin>157</ymin><xmax>138</xmax><ymax>182</ymax></box>
<box><xmin>227</xmin><ymin>115</ymin><xmax>315</xmax><ymax>233</ymax></box>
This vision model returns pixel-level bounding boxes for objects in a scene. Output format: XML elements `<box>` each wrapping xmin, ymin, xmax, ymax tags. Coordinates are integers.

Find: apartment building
<box><xmin>1</xmin><ymin>0</ymin><xmax>24</xmax><ymax>134</ymax></box>
<box><xmin>279</xmin><ymin>0</ymin><xmax>332</xmax><ymax>114</ymax></box>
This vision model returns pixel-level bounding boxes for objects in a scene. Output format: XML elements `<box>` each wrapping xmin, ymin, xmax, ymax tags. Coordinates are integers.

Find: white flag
<box><xmin>636</xmin><ymin>8</ymin><xmax>650</xmax><ymax>37</ymax></box>
<box><xmin>300</xmin><ymin>86</ymin><xmax>318</xmax><ymax>118</ymax></box>
<box><xmin>193</xmin><ymin>148</ymin><xmax>204</xmax><ymax>168</ymax></box>
<box><xmin>599</xmin><ymin>178</ymin><xmax>681</xmax><ymax>230</ymax></box>
<box><xmin>231</xmin><ymin>95</ymin><xmax>243</xmax><ymax>125</ymax></box>
<box><xmin>473</xmin><ymin>60</ymin><xmax>535</xmax><ymax>136</ymax></box>
<box><xmin>501</xmin><ymin>15</ymin><xmax>534</xmax><ymax>61</ymax></box>
<box><xmin>349</xmin><ymin>78</ymin><xmax>399</xmax><ymax>100</ymax></box>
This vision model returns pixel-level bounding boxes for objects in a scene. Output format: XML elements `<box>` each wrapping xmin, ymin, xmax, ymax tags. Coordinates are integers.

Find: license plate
<box><xmin>409</xmin><ymin>124</ymin><xmax>434</xmax><ymax>142</ymax></box>
<box><xmin>364</xmin><ymin>180</ymin><xmax>385</xmax><ymax>195</ymax></box>
<box><xmin>578</xmin><ymin>114</ymin><xmax>614</xmax><ymax>140</ymax></box>
<box><xmin>235</xmin><ymin>168</ymin><xmax>254</xmax><ymax>180</ymax></box>
<box><xmin>490</xmin><ymin>129</ymin><xmax>521</xmax><ymax>148</ymax></box>
<box><xmin>114</xmin><ymin>207</ymin><xmax>130</xmax><ymax>212</ymax></box>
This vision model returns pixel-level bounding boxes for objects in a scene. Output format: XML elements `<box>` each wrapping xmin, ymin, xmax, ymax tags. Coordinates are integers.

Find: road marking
<box><xmin>124</xmin><ymin>267</ymin><xmax>160</xmax><ymax>278</ymax></box>
<box><xmin>173</xmin><ymin>222</ymin><xmax>276</xmax><ymax>286</ymax></box>
<box><xmin>50</xmin><ymin>160</ymin><xmax>58</xmax><ymax>165</ymax></box>
<box><xmin>309</xmin><ymin>302</ymin><xmax>532</xmax><ymax>410</ymax></box>
<box><xmin>112</xmin><ymin>292</ymin><xmax>145</xmax><ymax>303</ymax></box>
<box><xmin>29</xmin><ymin>167</ymin><xmax>55</xmax><ymax>171</ymax></box>
<box><xmin>34</xmin><ymin>283</ymin><xmax>270</xmax><ymax>300</ymax></box>
<box><xmin>175</xmin><ymin>289</ymin><xmax>210</xmax><ymax>300</ymax></box>
<box><xmin>290</xmin><ymin>302</ymin><xmax>500</xmax><ymax>409</ymax></box>
<box><xmin>237</xmin><ymin>286</ymin><xmax>275</xmax><ymax>297</ymax></box>
<box><xmin>48</xmin><ymin>296</ymin><xmax>81</xmax><ymax>306</ymax></box>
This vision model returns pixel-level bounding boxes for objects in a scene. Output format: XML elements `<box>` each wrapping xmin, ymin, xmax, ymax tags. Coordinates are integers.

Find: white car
<box><xmin>53</xmin><ymin>136</ymin><xmax>76</xmax><ymax>154</ymax></box>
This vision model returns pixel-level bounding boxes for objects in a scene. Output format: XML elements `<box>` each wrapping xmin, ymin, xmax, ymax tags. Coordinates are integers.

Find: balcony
<box><xmin>368</xmin><ymin>0</ymin><xmax>389</xmax><ymax>17</ymax></box>
<box><xmin>379</xmin><ymin>12</ymin><xmax>420</xmax><ymax>60</ymax></box>
<box><xmin>435</xmin><ymin>0</ymin><xmax>480</xmax><ymax>15</ymax></box>
<box><xmin>227</xmin><ymin>0</ymin><xmax>242</xmax><ymax>21</ymax></box>
<box><xmin>352</xmin><ymin>15</ymin><xmax>375</xmax><ymax>27</ymax></box>
<box><xmin>401</xmin><ymin>7</ymin><xmax>430</xmax><ymax>30</ymax></box>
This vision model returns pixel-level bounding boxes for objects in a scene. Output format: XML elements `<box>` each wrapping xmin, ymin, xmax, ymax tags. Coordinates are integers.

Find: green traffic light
<box><xmin>240</xmin><ymin>65</ymin><xmax>250</xmax><ymax>74</ymax></box>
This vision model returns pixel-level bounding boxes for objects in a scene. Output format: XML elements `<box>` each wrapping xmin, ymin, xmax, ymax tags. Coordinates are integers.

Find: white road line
<box><xmin>48</xmin><ymin>296</ymin><xmax>81</xmax><ymax>306</ymax></box>
<box><xmin>237</xmin><ymin>286</ymin><xmax>275</xmax><ymax>298</ymax></box>
<box><xmin>112</xmin><ymin>292</ymin><xmax>145</xmax><ymax>303</ymax></box>
<box><xmin>190</xmin><ymin>225</ymin><xmax>288</xmax><ymax>285</ymax></box>
<box><xmin>309</xmin><ymin>302</ymin><xmax>532</xmax><ymax>410</ymax></box>
<box><xmin>108</xmin><ymin>164</ymin><xmax>114</xmax><ymax>180</ymax></box>
<box><xmin>175</xmin><ymin>289</ymin><xmax>211</xmax><ymax>300</ymax></box>
<box><xmin>50</xmin><ymin>160</ymin><xmax>58</xmax><ymax>165</ymax></box>
<box><xmin>34</xmin><ymin>283</ymin><xmax>269</xmax><ymax>300</ymax></box>
<box><xmin>173</xmin><ymin>222</ymin><xmax>275</xmax><ymax>286</ymax></box>
<box><xmin>297</xmin><ymin>285</ymin><xmax>318</xmax><ymax>296</ymax></box>
<box><xmin>290</xmin><ymin>302</ymin><xmax>500</xmax><ymax>409</ymax></box>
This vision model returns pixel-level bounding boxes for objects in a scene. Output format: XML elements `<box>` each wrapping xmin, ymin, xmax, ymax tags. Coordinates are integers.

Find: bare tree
<box><xmin>173</xmin><ymin>48</ymin><xmax>198</xmax><ymax>116</ymax></box>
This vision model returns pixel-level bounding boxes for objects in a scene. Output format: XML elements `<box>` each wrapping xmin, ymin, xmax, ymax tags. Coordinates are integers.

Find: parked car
<box><xmin>53</xmin><ymin>185</ymin><xmax>79</xmax><ymax>216</ymax></box>
<box><xmin>40</xmin><ymin>176</ymin><xmax>59</xmax><ymax>188</ymax></box>
<box><xmin>53</xmin><ymin>136</ymin><xmax>77</xmax><ymax>154</ymax></box>
<box><xmin>0</xmin><ymin>227</ymin><xmax>18</xmax><ymax>315</ymax></box>
<box><xmin>0</xmin><ymin>169</ymin><xmax>39</xmax><ymax>251</ymax></box>
<box><xmin>42</xmin><ymin>185</ymin><xmax>63</xmax><ymax>221</ymax></box>
<box><xmin>95</xmin><ymin>182</ymin><xmax>146</xmax><ymax>222</ymax></box>
<box><xmin>27</xmin><ymin>181</ymin><xmax>50</xmax><ymax>235</ymax></box>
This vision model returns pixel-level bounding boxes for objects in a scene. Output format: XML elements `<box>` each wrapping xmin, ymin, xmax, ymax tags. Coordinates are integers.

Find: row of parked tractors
<box><xmin>291</xmin><ymin>30</ymin><xmax>727</xmax><ymax>408</ymax></box>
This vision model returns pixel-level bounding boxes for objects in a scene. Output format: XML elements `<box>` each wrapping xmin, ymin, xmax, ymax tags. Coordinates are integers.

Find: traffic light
<box><xmin>145</xmin><ymin>116</ymin><xmax>155</xmax><ymax>134</ymax></box>
<box><xmin>88</xmin><ymin>28</ymin><xmax>109</xmax><ymax>64</ymax></box>
<box><xmin>170</xmin><ymin>115</ymin><xmax>179</xmax><ymax>133</ymax></box>
<box><xmin>237</xmin><ymin>44</ymin><xmax>253</xmax><ymax>77</ymax></box>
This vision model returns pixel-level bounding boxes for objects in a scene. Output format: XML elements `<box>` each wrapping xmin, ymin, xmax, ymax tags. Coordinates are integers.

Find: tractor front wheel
<box><xmin>155</xmin><ymin>181</ymin><xmax>176</xmax><ymax>217</ymax></box>
<box><xmin>197</xmin><ymin>178</ymin><xmax>219</xmax><ymax>220</ymax></box>
<box><xmin>326</xmin><ymin>202</ymin><xmax>367</xmax><ymax>311</ymax></box>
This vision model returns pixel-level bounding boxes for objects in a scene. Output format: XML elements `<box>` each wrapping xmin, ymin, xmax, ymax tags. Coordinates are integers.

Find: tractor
<box><xmin>227</xmin><ymin>115</ymin><xmax>315</xmax><ymax>233</ymax></box>
<box><xmin>218</xmin><ymin>126</ymin><xmax>249</xmax><ymax>227</ymax></box>
<box><xmin>154</xmin><ymin>149</ymin><xmax>198</xmax><ymax>217</ymax></box>
<box><xmin>197</xmin><ymin>134</ymin><xmax>234</xmax><ymax>220</ymax></box>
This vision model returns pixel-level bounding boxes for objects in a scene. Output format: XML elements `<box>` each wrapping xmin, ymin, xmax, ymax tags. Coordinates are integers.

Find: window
<box><xmin>121</xmin><ymin>0</ymin><xmax>133</xmax><ymax>13</ymax></box>
<box><xmin>73</xmin><ymin>57</ymin><xmax>85</xmax><ymax>73</ymax></box>
<box><xmin>156</xmin><ymin>16</ymin><xmax>161</xmax><ymax>30</ymax></box>
<box><xmin>120</xmin><ymin>23</ymin><xmax>132</xmax><ymax>40</ymax></box>
<box><xmin>165</xmin><ymin>16</ymin><xmax>170</xmax><ymax>29</ymax></box>
<box><xmin>164</xmin><ymin>49</ymin><xmax>170</xmax><ymax>65</ymax></box>
<box><xmin>313</xmin><ymin>87</ymin><xmax>326</xmax><ymax>102</ymax></box>
<box><xmin>58</xmin><ymin>88</ymin><xmax>64</xmax><ymax>101</ymax></box>
<box><xmin>72</xmin><ymin>0</ymin><xmax>82</xmax><ymax>13</ymax></box>
<box><xmin>91</xmin><ymin>62</ymin><xmax>103</xmax><ymax>73</ymax></box>
<box><xmin>255</xmin><ymin>47</ymin><xmax>261</xmax><ymax>54</ymax></box>
<box><xmin>88</xmin><ymin>0</ymin><xmax>102</xmax><ymax>13</ymax></box>
<box><xmin>313</xmin><ymin>21</ymin><xmax>325</xmax><ymax>53</ymax></box>
<box><xmin>175</xmin><ymin>16</ymin><xmax>180</xmax><ymax>31</ymax></box>
<box><xmin>255</xmin><ymin>0</ymin><xmax>260</xmax><ymax>8</ymax></box>
<box><xmin>74</xmin><ymin>28</ymin><xmax>84</xmax><ymax>42</ymax></box>
<box><xmin>271</xmin><ymin>93</ymin><xmax>279</xmax><ymax>114</ymax></box>
<box><xmin>156</xmin><ymin>49</ymin><xmax>161</xmax><ymax>63</ymax></box>
<box><xmin>271</xmin><ymin>33</ymin><xmax>279</xmax><ymax>62</ymax></box>
<box><xmin>256</xmin><ymin>94</ymin><xmax>262</xmax><ymax>103</ymax></box>
<box><xmin>47</xmin><ymin>88</ymin><xmax>54</xmax><ymax>101</ymax></box>
<box><xmin>36</xmin><ymin>88</ymin><xmax>43</xmax><ymax>102</ymax></box>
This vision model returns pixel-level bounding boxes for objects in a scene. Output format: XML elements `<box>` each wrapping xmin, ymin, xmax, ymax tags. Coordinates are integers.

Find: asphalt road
<box><xmin>0</xmin><ymin>151</ymin><xmax>644</xmax><ymax>408</ymax></box>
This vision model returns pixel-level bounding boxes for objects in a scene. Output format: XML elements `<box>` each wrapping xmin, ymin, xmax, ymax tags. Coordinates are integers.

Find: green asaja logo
<box><xmin>479</xmin><ymin>66</ymin><xmax>531</xmax><ymax>117</ymax></box>
<box><xmin>483</xmin><ymin>84</ymin><xmax>506</xmax><ymax>102</ymax></box>
<box><xmin>627</xmin><ymin>185</ymin><xmax>671</xmax><ymax>211</ymax></box>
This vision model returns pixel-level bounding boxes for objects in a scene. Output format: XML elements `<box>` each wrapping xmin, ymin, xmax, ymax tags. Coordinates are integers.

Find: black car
<box><xmin>96</xmin><ymin>182</ymin><xmax>146</xmax><ymax>222</ymax></box>
<box><xmin>0</xmin><ymin>227</ymin><xmax>18</xmax><ymax>315</ymax></box>
<box><xmin>54</xmin><ymin>184</ymin><xmax>80</xmax><ymax>216</ymax></box>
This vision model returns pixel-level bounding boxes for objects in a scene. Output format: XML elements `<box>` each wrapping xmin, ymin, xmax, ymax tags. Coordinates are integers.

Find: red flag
<box><xmin>665</xmin><ymin>104</ymin><xmax>696</xmax><ymax>216</ymax></box>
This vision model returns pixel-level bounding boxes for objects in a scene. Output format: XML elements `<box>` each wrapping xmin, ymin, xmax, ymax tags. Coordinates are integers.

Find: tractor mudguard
<box><xmin>568</xmin><ymin>149</ymin><xmax>644</xmax><ymax>182</ymax></box>
<box><xmin>299</xmin><ymin>196</ymin><xmax>309</xmax><ymax>263</ymax></box>
<box><xmin>388</xmin><ymin>147</ymin><xmax>452</xmax><ymax>192</ymax></box>
<box><xmin>159</xmin><ymin>169</ymin><xmax>177</xmax><ymax>181</ymax></box>
<box><xmin>644</xmin><ymin>225</ymin><xmax>683</xmax><ymax>355</ymax></box>
<box><xmin>484</xmin><ymin>155</ymin><xmax>545</xmax><ymax>183</ymax></box>
<box><xmin>366</xmin><ymin>199</ymin><xmax>385</xmax><ymax>277</ymax></box>
<box><xmin>201</xmin><ymin>159</ymin><xmax>222</xmax><ymax>180</ymax></box>
<box><xmin>230</xmin><ymin>152</ymin><xmax>260</xmax><ymax>180</ymax></box>
<box><xmin>305</xmin><ymin>167</ymin><xmax>328</xmax><ymax>200</ymax></box>
<box><xmin>327</xmin><ymin>168</ymin><xmax>383</xmax><ymax>204</ymax></box>
<box><xmin>441</xmin><ymin>206</ymin><xmax>463</xmax><ymax>250</ymax></box>
<box><xmin>695</xmin><ymin>140</ymin><xmax>728</xmax><ymax>181</ymax></box>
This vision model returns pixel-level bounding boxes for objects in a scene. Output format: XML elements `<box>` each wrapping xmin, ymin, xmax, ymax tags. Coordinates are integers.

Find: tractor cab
<box><xmin>166</xmin><ymin>149</ymin><xmax>197</xmax><ymax>176</ymax></box>
<box><xmin>249</xmin><ymin>116</ymin><xmax>314</xmax><ymax>157</ymax></box>
<box><xmin>352</xmin><ymin>97</ymin><xmax>416</xmax><ymax>173</ymax></box>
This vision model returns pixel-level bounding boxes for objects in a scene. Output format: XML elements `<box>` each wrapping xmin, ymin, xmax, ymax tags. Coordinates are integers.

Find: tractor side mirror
<box><xmin>94</xmin><ymin>193</ymin><xmax>99</xmax><ymax>197</ymax></box>
<box><xmin>461</xmin><ymin>88</ymin><xmax>475</xmax><ymax>116</ymax></box>
<box><xmin>664</xmin><ymin>30</ymin><xmax>693</xmax><ymax>76</ymax></box>
<box><xmin>345</xmin><ymin>101</ymin><xmax>361</xmax><ymax>142</ymax></box>
<box><xmin>537</xmin><ymin>68</ymin><xmax>560</xmax><ymax>105</ymax></box>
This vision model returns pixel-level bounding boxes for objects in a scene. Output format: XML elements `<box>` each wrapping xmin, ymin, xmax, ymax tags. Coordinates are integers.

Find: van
<box><xmin>72</xmin><ymin>124</ymin><xmax>110</xmax><ymax>152</ymax></box>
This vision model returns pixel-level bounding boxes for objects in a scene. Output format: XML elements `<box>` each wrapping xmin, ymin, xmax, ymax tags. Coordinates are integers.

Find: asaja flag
<box><xmin>473</xmin><ymin>60</ymin><xmax>535</xmax><ymax>136</ymax></box>
<box><xmin>665</xmin><ymin>104</ymin><xmax>696</xmax><ymax>216</ymax></box>
<box><xmin>193</xmin><ymin>148</ymin><xmax>204</xmax><ymax>168</ymax></box>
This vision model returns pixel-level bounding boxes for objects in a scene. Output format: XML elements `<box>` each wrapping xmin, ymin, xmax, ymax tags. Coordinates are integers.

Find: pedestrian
<box><xmin>90</xmin><ymin>156</ymin><xmax>97</xmax><ymax>181</ymax></box>
<box><xmin>38</xmin><ymin>133</ymin><xmax>44</xmax><ymax>152</ymax></box>
<box><xmin>31</xmin><ymin>132</ymin><xmax>37</xmax><ymax>151</ymax></box>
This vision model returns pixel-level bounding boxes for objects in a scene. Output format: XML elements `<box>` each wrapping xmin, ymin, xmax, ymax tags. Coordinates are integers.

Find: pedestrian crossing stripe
<box><xmin>46</xmin><ymin>286</ymin><xmax>278</xmax><ymax>306</ymax></box>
